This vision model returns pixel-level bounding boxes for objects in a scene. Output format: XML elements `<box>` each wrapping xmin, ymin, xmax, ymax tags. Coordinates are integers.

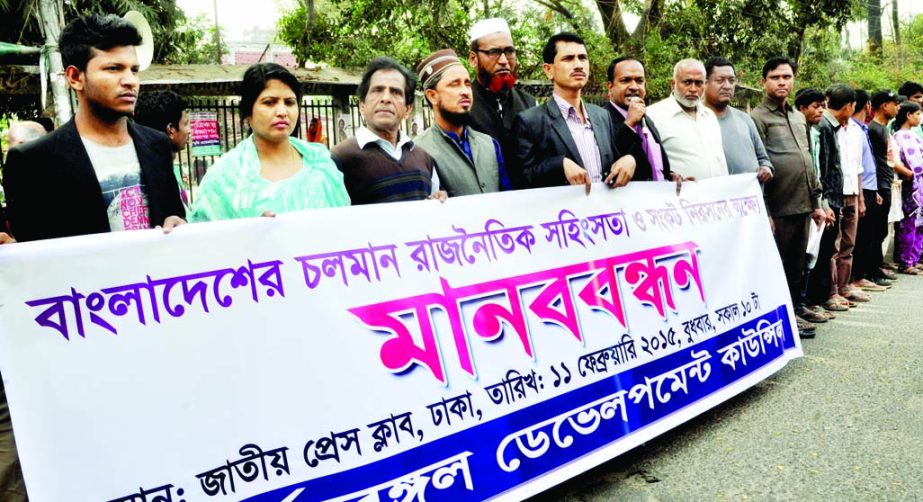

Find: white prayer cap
<box><xmin>469</xmin><ymin>18</ymin><xmax>512</xmax><ymax>43</ymax></box>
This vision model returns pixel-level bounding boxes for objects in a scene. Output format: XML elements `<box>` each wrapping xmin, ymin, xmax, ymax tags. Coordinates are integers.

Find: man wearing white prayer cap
<box><xmin>467</xmin><ymin>18</ymin><xmax>536</xmax><ymax>182</ymax></box>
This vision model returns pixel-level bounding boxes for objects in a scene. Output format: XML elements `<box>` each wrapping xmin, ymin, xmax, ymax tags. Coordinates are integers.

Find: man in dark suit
<box><xmin>512</xmin><ymin>32</ymin><xmax>635</xmax><ymax>192</ymax></box>
<box><xmin>2</xmin><ymin>14</ymin><xmax>185</xmax><ymax>243</ymax></box>
<box><xmin>605</xmin><ymin>57</ymin><xmax>672</xmax><ymax>182</ymax></box>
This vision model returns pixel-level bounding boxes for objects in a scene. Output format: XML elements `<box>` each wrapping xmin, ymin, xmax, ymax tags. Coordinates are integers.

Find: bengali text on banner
<box><xmin>0</xmin><ymin>174</ymin><xmax>802</xmax><ymax>501</ymax></box>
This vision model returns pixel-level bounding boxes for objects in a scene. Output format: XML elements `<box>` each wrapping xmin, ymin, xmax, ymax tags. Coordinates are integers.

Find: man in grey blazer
<box><xmin>512</xmin><ymin>32</ymin><xmax>635</xmax><ymax>192</ymax></box>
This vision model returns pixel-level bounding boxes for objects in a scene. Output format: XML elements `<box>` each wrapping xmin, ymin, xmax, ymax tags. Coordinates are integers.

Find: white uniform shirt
<box><xmin>840</xmin><ymin>120</ymin><xmax>865</xmax><ymax>196</ymax></box>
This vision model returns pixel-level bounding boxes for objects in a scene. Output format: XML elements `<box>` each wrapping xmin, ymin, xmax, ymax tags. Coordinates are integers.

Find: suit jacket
<box><xmin>511</xmin><ymin>98</ymin><xmax>619</xmax><ymax>189</ymax></box>
<box><xmin>2</xmin><ymin>119</ymin><xmax>185</xmax><ymax>242</ymax></box>
<box><xmin>469</xmin><ymin>81</ymin><xmax>537</xmax><ymax>178</ymax></box>
<box><xmin>607</xmin><ymin>102</ymin><xmax>672</xmax><ymax>181</ymax></box>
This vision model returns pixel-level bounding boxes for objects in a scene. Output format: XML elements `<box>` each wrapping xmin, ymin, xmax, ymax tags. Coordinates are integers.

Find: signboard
<box><xmin>189</xmin><ymin>111</ymin><xmax>222</xmax><ymax>157</ymax></box>
<box><xmin>0</xmin><ymin>175</ymin><xmax>801</xmax><ymax>501</ymax></box>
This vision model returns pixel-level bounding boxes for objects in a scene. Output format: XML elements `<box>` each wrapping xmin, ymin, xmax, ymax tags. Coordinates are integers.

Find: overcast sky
<box><xmin>176</xmin><ymin>0</ymin><xmax>923</xmax><ymax>44</ymax></box>
<box><xmin>176</xmin><ymin>0</ymin><xmax>295</xmax><ymax>40</ymax></box>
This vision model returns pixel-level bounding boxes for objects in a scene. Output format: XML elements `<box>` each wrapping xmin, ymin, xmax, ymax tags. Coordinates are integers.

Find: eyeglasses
<box><xmin>476</xmin><ymin>47</ymin><xmax>517</xmax><ymax>60</ymax></box>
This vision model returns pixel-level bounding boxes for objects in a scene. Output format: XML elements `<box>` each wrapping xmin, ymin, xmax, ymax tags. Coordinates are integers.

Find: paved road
<box><xmin>533</xmin><ymin>274</ymin><xmax>923</xmax><ymax>501</ymax></box>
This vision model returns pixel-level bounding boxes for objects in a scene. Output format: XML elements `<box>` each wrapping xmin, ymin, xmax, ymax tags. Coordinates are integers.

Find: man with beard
<box><xmin>647</xmin><ymin>59</ymin><xmax>728</xmax><ymax>180</ymax></box>
<box><xmin>467</xmin><ymin>18</ymin><xmax>536</xmax><ymax>176</ymax></box>
<box><xmin>750</xmin><ymin>56</ymin><xmax>826</xmax><ymax>338</ymax></box>
<box><xmin>512</xmin><ymin>32</ymin><xmax>635</xmax><ymax>192</ymax></box>
<box><xmin>605</xmin><ymin>57</ymin><xmax>671</xmax><ymax>181</ymax></box>
<box><xmin>414</xmin><ymin>49</ymin><xmax>508</xmax><ymax>196</ymax></box>
<box><xmin>2</xmin><ymin>14</ymin><xmax>185</xmax><ymax>243</ymax></box>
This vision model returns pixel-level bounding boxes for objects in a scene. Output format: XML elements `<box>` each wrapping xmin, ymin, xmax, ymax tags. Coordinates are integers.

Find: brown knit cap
<box><xmin>416</xmin><ymin>49</ymin><xmax>464</xmax><ymax>90</ymax></box>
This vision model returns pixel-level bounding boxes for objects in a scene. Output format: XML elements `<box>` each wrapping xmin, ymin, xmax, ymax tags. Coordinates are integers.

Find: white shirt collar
<box><xmin>355</xmin><ymin>126</ymin><xmax>414</xmax><ymax>160</ymax></box>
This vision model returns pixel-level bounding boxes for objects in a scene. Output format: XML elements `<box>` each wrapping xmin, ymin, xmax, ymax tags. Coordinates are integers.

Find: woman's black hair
<box><xmin>894</xmin><ymin>101</ymin><xmax>922</xmax><ymax>131</ymax></box>
<box><xmin>239</xmin><ymin>63</ymin><xmax>303</xmax><ymax>123</ymax></box>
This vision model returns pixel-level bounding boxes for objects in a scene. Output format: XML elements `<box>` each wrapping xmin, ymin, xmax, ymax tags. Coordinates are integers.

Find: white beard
<box><xmin>673</xmin><ymin>89</ymin><xmax>700</xmax><ymax>109</ymax></box>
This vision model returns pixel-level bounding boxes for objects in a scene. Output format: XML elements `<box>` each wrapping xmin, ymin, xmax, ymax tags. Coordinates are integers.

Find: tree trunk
<box><xmin>37</xmin><ymin>0</ymin><xmax>71</xmax><ymax>124</ymax></box>
<box><xmin>632</xmin><ymin>0</ymin><xmax>664</xmax><ymax>43</ymax></box>
<box><xmin>892</xmin><ymin>0</ymin><xmax>900</xmax><ymax>45</ymax></box>
<box><xmin>867</xmin><ymin>0</ymin><xmax>882</xmax><ymax>57</ymax></box>
<box><xmin>792</xmin><ymin>32</ymin><xmax>804</xmax><ymax>64</ymax></box>
<box><xmin>594</xmin><ymin>0</ymin><xmax>629</xmax><ymax>49</ymax></box>
<box><xmin>305</xmin><ymin>0</ymin><xmax>315</xmax><ymax>35</ymax></box>
<box><xmin>212</xmin><ymin>0</ymin><xmax>222</xmax><ymax>63</ymax></box>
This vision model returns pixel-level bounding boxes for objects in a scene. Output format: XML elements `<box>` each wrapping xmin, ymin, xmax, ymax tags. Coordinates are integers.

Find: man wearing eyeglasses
<box><xmin>467</xmin><ymin>18</ymin><xmax>536</xmax><ymax>177</ymax></box>
<box><xmin>647</xmin><ymin>58</ymin><xmax>728</xmax><ymax>181</ymax></box>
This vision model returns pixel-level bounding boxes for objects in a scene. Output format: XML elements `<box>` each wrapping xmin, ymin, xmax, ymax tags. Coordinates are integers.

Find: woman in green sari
<box><xmin>190</xmin><ymin>63</ymin><xmax>349</xmax><ymax>221</ymax></box>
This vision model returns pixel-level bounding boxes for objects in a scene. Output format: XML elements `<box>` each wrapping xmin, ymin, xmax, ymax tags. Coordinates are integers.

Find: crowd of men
<box><xmin>1</xmin><ymin>13</ymin><xmax>923</xmax><ymax>499</ymax></box>
<box><xmin>1</xmin><ymin>15</ymin><xmax>921</xmax><ymax>334</ymax></box>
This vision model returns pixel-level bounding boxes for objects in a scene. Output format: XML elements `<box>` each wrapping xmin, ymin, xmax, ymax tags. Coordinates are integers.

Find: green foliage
<box><xmin>278</xmin><ymin>0</ymin><xmax>475</xmax><ymax>70</ymax></box>
<box><xmin>167</xmin><ymin>14</ymin><xmax>225</xmax><ymax>65</ymax></box>
<box><xmin>0</xmin><ymin>0</ymin><xmax>192</xmax><ymax>64</ymax></box>
<box><xmin>508</xmin><ymin>3</ymin><xmax>616</xmax><ymax>92</ymax></box>
<box><xmin>793</xmin><ymin>14</ymin><xmax>923</xmax><ymax>93</ymax></box>
<box><xmin>631</xmin><ymin>0</ymin><xmax>858</xmax><ymax>99</ymax></box>
<box><xmin>0</xmin><ymin>0</ymin><xmax>43</xmax><ymax>45</ymax></box>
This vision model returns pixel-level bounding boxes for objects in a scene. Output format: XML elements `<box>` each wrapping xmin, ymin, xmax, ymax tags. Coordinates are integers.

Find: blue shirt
<box><xmin>443</xmin><ymin>127</ymin><xmax>512</xmax><ymax>191</ymax></box>
<box><xmin>852</xmin><ymin>118</ymin><xmax>878</xmax><ymax>191</ymax></box>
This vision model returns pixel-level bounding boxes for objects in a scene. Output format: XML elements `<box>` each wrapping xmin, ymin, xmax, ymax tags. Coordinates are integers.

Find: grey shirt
<box><xmin>717</xmin><ymin>106</ymin><xmax>773</xmax><ymax>175</ymax></box>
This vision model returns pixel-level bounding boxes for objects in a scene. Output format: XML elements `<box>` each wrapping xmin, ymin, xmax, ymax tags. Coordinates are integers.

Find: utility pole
<box><xmin>213</xmin><ymin>0</ymin><xmax>222</xmax><ymax>63</ymax></box>
<box><xmin>37</xmin><ymin>0</ymin><xmax>72</xmax><ymax>124</ymax></box>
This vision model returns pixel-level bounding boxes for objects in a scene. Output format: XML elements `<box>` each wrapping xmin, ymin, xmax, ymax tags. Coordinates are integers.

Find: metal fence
<box><xmin>176</xmin><ymin>95</ymin><xmax>437</xmax><ymax>203</ymax></box>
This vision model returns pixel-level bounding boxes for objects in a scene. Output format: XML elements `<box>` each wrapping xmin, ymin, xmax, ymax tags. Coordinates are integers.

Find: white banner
<box><xmin>0</xmin><ymin>174</ymin><xmax>801</xmax><ymax>501</ymax></box>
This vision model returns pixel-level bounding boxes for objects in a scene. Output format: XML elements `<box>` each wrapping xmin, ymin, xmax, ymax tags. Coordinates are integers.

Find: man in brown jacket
<box><xmin>750</xmin><ymin>57</ymin><xmax>826</xmax><ymax>338</ymax></box>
